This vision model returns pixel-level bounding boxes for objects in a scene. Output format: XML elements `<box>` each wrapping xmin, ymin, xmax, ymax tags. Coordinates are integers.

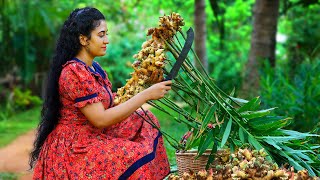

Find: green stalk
<box><xmin>174</xmin><ymin>75</ymin><xmax>208</xmax><ymax>102</ymax></box>
<box><xmin>165</xmin><ymin>47</ymin><xmax>250</xmax><ymax>144</ymax></box>
<box><xmin>181</xmin><ymin>62</ymin><xmax>202</xmax><ymax>82</ymax></box>
<box><xmin>165</xmin><ymin>44</ymin><xmax>179</xmax><ymax>60</ymax></box>
<box><xmin>162</xmin><ymin>97</ymin><xmax>182</xmax><ymax>110</ymax></box>
<box><xmin>174</xmin><ymin>34</ymin><xmax>183</xmax><ymax>49</ymax></box>
<box><xmin>156</xmin><ymin>99</ymin><xmax>200</xmax><ymax>127</ymax></box>
<box><xmin>182</xmin><ymin>52</ymin><xmax>242</xmax><ymax>107</ymax></box>
<box><xmin>139</xmin><ymin>107</ymin><xmax>181</xmax><ymax>146</ymax></box>
<box><xmin>178</xmin><ymin>30</ymin><xmax>211</xmax><ymax>79</ymax></box>
<box><xmin>147</xmin><ymin>101</ymin><xmax>173</xmax><ymax>116</ymax></box>
<box><xmin>135</xmin><ymin>109</ymin><xmax>182</xmax><ymax>149</ymax></box>
<box><xmin>171</xmin><ymin>88</ymin><xmax>195</xmax><ymax>108</ymax></box>
<box><xmin>175</xmin><ymin>63</ymin><xmax>246</xmax><ymax>126</ymax></box>
<box><xmin>164</xmin><ymin>30</ymin><xmax>274</xmax><ymax>158</ymax></box>
<box><xmin>178</xmin><ymin>62</ymin><xmax>243</xmax><ymax>119</ymax></box>
<box><xmin>174</xmin><ymin>31</ymin><xmax>242</xmax><ymax>107</ymax></box>
<box><xmin>172</xmin><ymin>84</ymin><xmax>207</xmax><ymax>109</ymax></box>
<box><xmin>166</xmin><ymin>39</ymin><xmax>181</xmax><ymax>57</ymax></box>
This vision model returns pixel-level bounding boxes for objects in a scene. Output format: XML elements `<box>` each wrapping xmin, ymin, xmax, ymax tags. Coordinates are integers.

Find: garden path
<box><xmin>0</xmin><ymin>129</ymin><xmax>35</xmax><ymax>180</ymax></box>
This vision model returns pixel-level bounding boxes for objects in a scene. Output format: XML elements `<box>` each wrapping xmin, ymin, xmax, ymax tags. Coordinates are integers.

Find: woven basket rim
<box><xmin>176</xmin><ymin>149</ymin><xmax>212</xmax><ymax>156</ymax></box>
<box><xmin>175</xmin><ymin>149</ymin><xmax>212</xmax><ymax>176</ymax></box>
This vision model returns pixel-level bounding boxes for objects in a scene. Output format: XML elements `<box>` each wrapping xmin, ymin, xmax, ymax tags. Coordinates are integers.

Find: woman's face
<box><xmin>85</xmin><ymin>20</ymin><xmax>109</xmax><ymax>58</ymax></box>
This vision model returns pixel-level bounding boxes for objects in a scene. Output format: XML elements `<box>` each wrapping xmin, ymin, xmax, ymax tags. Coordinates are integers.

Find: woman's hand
<box><xmin>141</xmin><ymin>80</ymin><xmax>172</xmax><ymax>101</ymax></box>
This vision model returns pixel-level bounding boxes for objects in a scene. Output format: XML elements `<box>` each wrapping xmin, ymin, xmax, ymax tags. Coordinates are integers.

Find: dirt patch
<box><xmin>0</xmin><ymin>130</ymin><xmax>35</xmax><ymax>180</ymax></box>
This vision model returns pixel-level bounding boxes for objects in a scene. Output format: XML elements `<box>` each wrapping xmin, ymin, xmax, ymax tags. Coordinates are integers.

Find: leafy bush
<box><xmin>0</xmin><ymin>87</ymin><xmax>42</xmax><ymax>120</ymax></box>
<box><xmin>260</xmin><ymin>59</ymin><xmax>320</xmax><ymax>136</ymax></box>
<box><xmin>12</xmin><ymin>87</ymin><xmax>42</xmax><ymax>110</ymax></box>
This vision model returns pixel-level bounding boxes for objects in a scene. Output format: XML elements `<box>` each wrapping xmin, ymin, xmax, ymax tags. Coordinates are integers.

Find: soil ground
<box><xmin>0</xmin><ymin>129</ymin><xmax>35</xmax><ymax>180</ymax></box>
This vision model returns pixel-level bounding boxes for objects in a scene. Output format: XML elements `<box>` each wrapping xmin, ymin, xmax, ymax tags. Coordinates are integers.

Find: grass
<box><xmin>149</xmin><ymin>105</ymin><xmax>188</xmax><ymax>166</ymax></box>
<box><xmin>0</xmin><ymin>106</ymin><xmax>40</xmax><ymax>148</ymax></box>
<box><xmin>0</xmin><ymin>173</ymin><xmax>18</xmax><ymax>180</ymax></box>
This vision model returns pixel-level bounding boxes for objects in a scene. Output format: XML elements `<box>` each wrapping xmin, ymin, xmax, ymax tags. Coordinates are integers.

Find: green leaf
<box><xmin>298</xmin><ymin>158</ymin><xmax>316</xmax><ymax>177</ymax></box>
<box><xmin>220</xmin><ymin>117</ymin><xmax>232</xmax><ymax>148</ymax></box>
<box><xmin>263</xmin><ymin>138</ymin><xmax>282</xmax><ymax>150</ymax></box>
<box><xmin>206</xmin><ymin>140</ymin><xmax>218</xmax><ymax>169</ymax></box>
<box><xmin>248</xmin><ymin>116</ymin><xmax>291</xmax><ymax>132</ymax></box>
<box><xmin>230</xmin><ymin>140</ymin><xmax>235</xmax><ymax>153</ymax></box>
<box><xmin>279</xmin><ymin>151</ymin><xmax>304</xmax><ymax>171</ymax></box>
<box><xmin>248</xmin><ymin>136</ymin><xmax>273</xmax><ymax>160</ymax></box>
<box><xmin>187</xmin><ymin>135</ymin><xmax>201</xmax><ymax>150</ymax></box>
<box><xmin>248</xmin><ymin>135</ymin><xmax>264</xmax><ymax>150</ymax></box>
<box><xmin>280</xmin><ymin>130</ymin><xmax>320</xmax><ymax>138</ymax></box>
<box><xmin>261</xmin><ymin>136</ymin><xmax>305</xmax><ymax>143</ymax></box>
<box><xmin>281</xmin><ymin>146</ymin><xmax>315</xmax><ymax>162</ymax></box>
<box><xmin>237</xmin><ymin>97</ymin><xmax>261</xmax><ymax>113</ymax></box>
<box><xmin>197</xmin><ymin>130</ymin><xmax>214</xmax><ymax>157</ymax></box>
<box><xmin>232</xmin><ymin>139</ymin><xmax>243</xmax><ymax>147</ymax></box>
<box><xmin>311</xmin><ymin>145</ymin><xmax>320</xmax><ymax>149</ymax></box>
<box><xmin>226</xmin><ymin>88</ymin><xmax>235</xmax><ymax>104</ymax></box>
<box><xmin>230</xmin><ymin>97</ymin><xmax>248</xmax><ymax>104</ymax></box>
<box><xmin>199</xmin><ymin>104</ymin><xmax>217</xmax><ymax>132</ymax></box>
<box><xmin>281</xmin><ymin>146</ymin><xmax>315</xmax><ymax>176</ymax></box>
<box><xmin>240</xmin><ymin>108</ymin><xmax>276</xmax><ymax>119</ymax></box>
<box><xmin>239</xmin><ymin>127</ymin><xmax>247</xmax><ymax>144</ymax></box>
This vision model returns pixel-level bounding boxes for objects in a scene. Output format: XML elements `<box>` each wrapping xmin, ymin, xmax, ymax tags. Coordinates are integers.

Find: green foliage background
<box><xmin>0</xmin><ymin>0</ymin><xmax>319</xmax><ymax>147</ymax></box>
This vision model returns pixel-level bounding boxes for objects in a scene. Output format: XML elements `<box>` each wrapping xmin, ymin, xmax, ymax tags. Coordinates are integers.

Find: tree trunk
<box><xmin>194</xmin><ymin>0</ymin><xmax>208</xmax><ymax>72</ymax></box>
<box><xmin>243</xmin><ymin>0</ymin><xmax>279</xmax><ymax>97</ymax></box>
<box><xmin>208</xmin><ymin>0</ymin><xmax>225</xmax><ymax>50</ymax></box>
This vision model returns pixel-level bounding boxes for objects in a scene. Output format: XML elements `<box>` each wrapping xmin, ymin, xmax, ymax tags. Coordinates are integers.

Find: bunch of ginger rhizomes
<box><xmin>114</xmin><ymin>12</ymin><xmax>184</xmax><ymax>105</ymax></box>
<box><xmin>168</xmin><ymin>148</ymin><xmax>319</xmax><ymax>180</ymax></box>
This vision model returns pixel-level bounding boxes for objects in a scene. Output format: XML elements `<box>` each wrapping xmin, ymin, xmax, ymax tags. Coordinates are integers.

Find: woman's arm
<box><xmin>80</xmin><ymin>80</ymin><xmax>172</xmax><ymax>129</ymax></box>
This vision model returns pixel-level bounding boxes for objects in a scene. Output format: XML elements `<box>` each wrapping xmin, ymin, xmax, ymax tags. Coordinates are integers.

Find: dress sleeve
<box><xmin>60</xmin><ymin>63</ymin><xmax>102</xmax><ymax>108</ymax></box>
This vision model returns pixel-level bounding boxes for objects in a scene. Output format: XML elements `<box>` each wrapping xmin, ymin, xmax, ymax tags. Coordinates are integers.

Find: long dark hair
<box><xmin>29</xmin><ymin>7</ymin><xmax>105</xmax><ymax>168</ymax></box>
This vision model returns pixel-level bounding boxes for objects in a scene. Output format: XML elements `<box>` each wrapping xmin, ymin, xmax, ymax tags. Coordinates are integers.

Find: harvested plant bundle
<box><xmin>116</xmin><ymin>13</ymin><xmax>320</xmax><ymax>177</ymax></box>
<box><xmin>114</xmin><ymin>13</ymin><xmax>184</xmax><ymax>105</ymax></box>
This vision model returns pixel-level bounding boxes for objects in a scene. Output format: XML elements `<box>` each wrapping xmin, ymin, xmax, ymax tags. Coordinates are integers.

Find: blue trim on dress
<box><xmin>72</xmin><ymin>57</ymin><xmax>86</xmax><ymax>66</ymax></box>
<box><xmin>75</xmin><ymin>93</ymin><xmax>98</xmax><ymax>103</ymax></box>
<box><xmin>119</xmin><ymin>131</ymin><xmax>162</xmax><ymax>180</ymax></box>
<box><xmin>104</xmin><ymin>85</ymin><xmax>113</xmax><ymax>108</ymax></box>
<box><xmin>72</xmin><ymin>57</ymin><xmax>97</xmax><ymax>74</ymax></box>
<box><xmin>92</xmin><ymin>62</ymin><xmax>106</xmax><ymax>79</ymax></box>
<box><xmin>72</xmin><ymin>58</ymin><xmax>106</xmax><ymax>79</ymax></box>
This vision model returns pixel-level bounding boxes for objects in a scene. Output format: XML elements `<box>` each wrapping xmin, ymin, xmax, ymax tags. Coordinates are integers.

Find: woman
<box><xmin>30</xmin><ymin>7</ymin><xmax>171</xmax><ymax>179</ymax></box>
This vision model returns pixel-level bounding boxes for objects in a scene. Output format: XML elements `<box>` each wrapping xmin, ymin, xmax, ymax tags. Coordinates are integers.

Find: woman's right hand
<box><xmin>141</xmin><ymin>80</ymin><xmax>172</xmax><ymax>101</ymax></box>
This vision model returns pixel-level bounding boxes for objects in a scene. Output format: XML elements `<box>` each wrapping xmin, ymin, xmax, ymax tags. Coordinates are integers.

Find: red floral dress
<box><xmin>33</xmin><ymin>58</ymin><xmax>170</xmax><ymax>180</ymax></box>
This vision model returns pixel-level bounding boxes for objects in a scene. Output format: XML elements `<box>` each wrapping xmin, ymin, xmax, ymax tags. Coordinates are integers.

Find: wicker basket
<box><xmin>175</xmin><ymin>149</ymin><xmax>211</xmax><ymax>176</ymax></box>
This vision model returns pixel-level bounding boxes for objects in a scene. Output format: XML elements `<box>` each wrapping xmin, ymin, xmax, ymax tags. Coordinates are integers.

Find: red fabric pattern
<box><xmin>33</xmin><ymin>60</ymin><xmax>170</xmax><ymax>179</ymax></box>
